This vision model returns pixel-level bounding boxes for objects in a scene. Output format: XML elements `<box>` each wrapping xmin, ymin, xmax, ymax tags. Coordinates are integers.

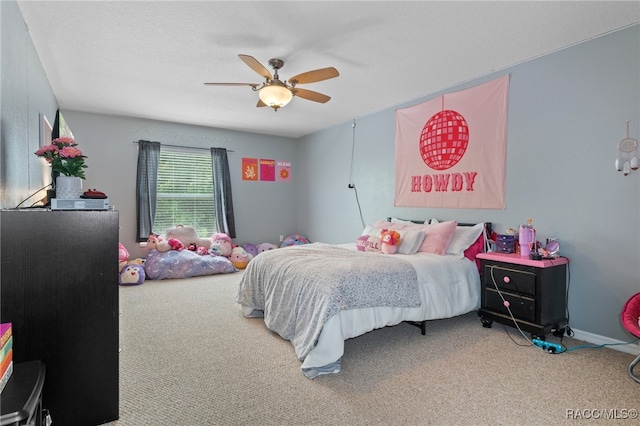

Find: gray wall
<box><xmin>59</xmin><ymin>111</ymin><xmax>298</xmax><ymax>259</ymax></box>
<box><xmin>1</xmin><ymin>0</ymin><xmax>58</xmax><ymax>207</ymax></box>
<box><xmin>2</xmin><ymin>0</ymin><xmax>639</xmax><ymax>347</ymax></box>
<box><xmin>297</xmin><ymin>24</ymin><xmax>640</xmax><ymax>344</ymax></box>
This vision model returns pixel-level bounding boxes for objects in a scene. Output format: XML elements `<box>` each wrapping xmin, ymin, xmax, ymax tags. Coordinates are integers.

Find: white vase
<box><xmin>56</xmin><ymin>175</ymin><xmax>83</xmax><ymax>199</ymax></box>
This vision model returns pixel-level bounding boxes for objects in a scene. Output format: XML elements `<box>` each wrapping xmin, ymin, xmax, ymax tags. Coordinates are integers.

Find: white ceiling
<box><xmin>17</xmin><ymin>1</ymin><xmax>640</xmax><ymax>139</ymax></box>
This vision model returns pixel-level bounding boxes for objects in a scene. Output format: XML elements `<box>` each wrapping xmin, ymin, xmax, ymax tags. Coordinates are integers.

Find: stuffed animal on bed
<box><xmin>380</xmin><ymin>229</ymin><xmax>401</xmax><ymax>254</ymax></box>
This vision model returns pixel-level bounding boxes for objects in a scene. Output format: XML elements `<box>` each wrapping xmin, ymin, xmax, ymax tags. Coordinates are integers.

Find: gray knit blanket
<box><xmin>236</xmin><ymin>243</ymin><xmax>420</xmax><ymax>360</ymax></box>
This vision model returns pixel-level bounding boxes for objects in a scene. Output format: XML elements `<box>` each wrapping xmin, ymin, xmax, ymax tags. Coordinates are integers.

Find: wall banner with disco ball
<box><xmin>394</xmin><ymin>75</ymin><xmax>509</xmax><ymax>209</ymax></box>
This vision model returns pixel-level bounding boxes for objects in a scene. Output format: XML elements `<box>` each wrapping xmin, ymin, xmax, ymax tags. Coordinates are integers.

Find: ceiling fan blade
<box><xmin>238</xmin><ymin>54</ymin><xmax>273</xmax><ymax>80</ymax></box>
<box><xmin>292</xmin><ymin>88</ymin><xmax>331</xmax><ymax>103</ymax></box>
<box><xmin>256</xmin><ymin>99</ymin><xmax>267</xmax><ymax>108</ymax></box>
<box><xmin>288</xmin><ymin>67</ymin><xmax>339</xmax><ymax>85</ymax></box>
<box><xmin>204</xmin><ymin>82</ymin><xmax>259</xmax><ymax>88</ymax></box>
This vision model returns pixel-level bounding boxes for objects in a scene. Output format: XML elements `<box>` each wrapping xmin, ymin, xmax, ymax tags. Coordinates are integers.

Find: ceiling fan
<box><xmin>204</xmin><ymin>54</ymin><xmax>339</xmax><ymax>111</ymax></box>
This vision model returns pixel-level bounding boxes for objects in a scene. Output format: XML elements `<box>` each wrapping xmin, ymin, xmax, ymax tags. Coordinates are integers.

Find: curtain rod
<box><xmin>132</xmin><ymin>140</ymin><xmax>234</xmax><ymax>152</ymax></box>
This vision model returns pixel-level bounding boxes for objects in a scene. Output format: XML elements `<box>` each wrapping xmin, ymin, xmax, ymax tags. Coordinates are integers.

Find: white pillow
<box><xmin>361</xmin><ymin>225</ymin><xmax>381</xmax><ymax>238</ymax></box>
<box><xmin>391</xmin><ymin>217</ymin><xmax>423</xmax><ymax>225</ymax></box>
<box><xmin>397</xmin><ymin>229</ymin><xmax>426</xmax><ymax>255</ymax></box>
<box><xmin>446</xmin><ymin>223</ymin><xmax>485</xmax><ymax>258</ymax></box>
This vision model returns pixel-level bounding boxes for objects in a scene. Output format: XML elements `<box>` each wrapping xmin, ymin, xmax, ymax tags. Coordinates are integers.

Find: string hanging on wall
<box><xmin>348</xmin><ymin>119</ymin><xmax>365</xmax><ymax>228</ymax></box>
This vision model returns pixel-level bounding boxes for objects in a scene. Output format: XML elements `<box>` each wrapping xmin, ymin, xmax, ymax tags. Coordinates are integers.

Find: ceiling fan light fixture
<box><xmin>205</xmin><ymin>55</ymin><xmax>338</xmax><ymax>110</ymax></box>
<box><xmin>259</xmin><ymin>83</ymin><xmax>293</xmax><ymax>111</ymax></box>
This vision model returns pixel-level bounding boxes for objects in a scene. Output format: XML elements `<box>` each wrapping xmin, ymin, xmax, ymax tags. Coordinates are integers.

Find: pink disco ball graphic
<box><xmin>419</xmin><ymin>110</ymin><xmax>469</xmax><ymax>170</ymax></box>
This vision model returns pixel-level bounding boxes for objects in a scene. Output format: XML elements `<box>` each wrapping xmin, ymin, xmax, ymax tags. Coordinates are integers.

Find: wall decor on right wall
<box><xmin>394</xmin><ymin>75</ymin><xmax>509</xmax><ymax>209</ymax></box>
<box><xmin>276</xmin><ymin>161</ymin><xmax>291</xmax><ymax>182</ymax></box>
<box><xmin>615</xmin><ymin>120</ymin><xmax>638</xmax><ymax>176</ymax></box>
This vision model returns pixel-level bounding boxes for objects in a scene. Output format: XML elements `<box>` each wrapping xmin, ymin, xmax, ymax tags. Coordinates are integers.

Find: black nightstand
<box><xmin>0</xmin><ymin>361</ymin><xmax>46</xmax><ymax>426</ymax></box>
<box><xmin>477</xmin><ymin>252</ymin><xmax>569</xmax><ymax>339</ymax></box>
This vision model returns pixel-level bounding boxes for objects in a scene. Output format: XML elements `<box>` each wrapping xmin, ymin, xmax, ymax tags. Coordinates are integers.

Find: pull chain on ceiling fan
<box><xmin>205</xmin><ymin>54</ymin><xmax>339</xmax><ymax>111</ymax></box>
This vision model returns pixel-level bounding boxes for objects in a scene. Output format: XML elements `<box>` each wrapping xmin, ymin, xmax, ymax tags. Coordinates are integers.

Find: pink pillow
<box><xmin>356</xmin><ymin>235</ymin><xmax>381</xmax><ymax>252</ymax></box>
<box><xmin>406</xmin><ymin>220</ymin><xmax>457</xmax><ymax>255</ymax></box>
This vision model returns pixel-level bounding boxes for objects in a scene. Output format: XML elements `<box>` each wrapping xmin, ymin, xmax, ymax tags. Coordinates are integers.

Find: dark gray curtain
<box><xmin>136</xmin><ymin>140</ymin><xmax>161</xmax><ymax>241</ymax></box>
<box><xmin>211</xmin><ymin>147</ymin><xmax>236</xmax><ymax>238</ymax></box>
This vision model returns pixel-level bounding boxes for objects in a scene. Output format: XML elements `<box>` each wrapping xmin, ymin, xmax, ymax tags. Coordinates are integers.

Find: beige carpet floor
<box><xmin>106</xmin><ymin>271</ymin><xmax>639</xmax><ymax>426</ymax></box>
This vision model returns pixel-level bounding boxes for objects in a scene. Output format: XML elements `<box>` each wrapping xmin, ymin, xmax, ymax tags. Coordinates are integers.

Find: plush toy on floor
<box><xmin>119</xmin><ymin>242</ymin><xmax>130</xmax><ymax>272</ymax></box>
<box><xmin>164</xmin><ymin>225</ymin><xmax>212</xmax><ymax>250</ymax></box>
<box><xmin>119</xmin><ymin>264</ymin><xmax>145</xmax><ymax>286</ymax></box>
<box><xmin>243</xmin><ymin>243</ymin><xmax>258</xmax><ymax>257</ymax></box>
<box><xmin>380</xmin><ymin>229</ymin><xmax>401</xmax><ymax>254</ymax></box>
<box><xmin>280</xmin><ymin>234</ymin><xmax>310</xmax><ymax>248</ymax></box>
<box><xmin>187</xmin><ymin>242</ymin><xmax>209</xmax><ymax>255</ymax></box>
<box><xmin>126</xmin><ymin>257</ymin><xmax>146</xmax><ymax>267</ymax></box>
<box><xmin>256</xmin><ymin>242</ymin><xmax>277</xmax><ymax>254</ymax></box>
<box><xmin>229</xmin><ymin>246</ymin><xmax>253</xmax><ymax>269</ymax></box>
<box><xmin>210</xmin><ymin>233</ymin><xmax>233</xmax><ymax>257</ymax></box>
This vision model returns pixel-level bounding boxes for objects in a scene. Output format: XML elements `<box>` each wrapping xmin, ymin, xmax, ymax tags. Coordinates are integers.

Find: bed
<box><xmin>235</xmin><ymin>219</ymin><xmax>491</xmax><ymax>378</ymax></box>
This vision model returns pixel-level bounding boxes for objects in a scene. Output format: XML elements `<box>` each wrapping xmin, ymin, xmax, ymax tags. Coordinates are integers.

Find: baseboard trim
<box><xmin>570</xmin><ymin>328</ymin><xmax>640</xmax><ymax>356</ymax></box>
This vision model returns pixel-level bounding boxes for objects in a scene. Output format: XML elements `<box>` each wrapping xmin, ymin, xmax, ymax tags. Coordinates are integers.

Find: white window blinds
<box><xmin>154</xmin><ymin>148</ymin><xmax>216</xmax><ymax>237</ymax></box>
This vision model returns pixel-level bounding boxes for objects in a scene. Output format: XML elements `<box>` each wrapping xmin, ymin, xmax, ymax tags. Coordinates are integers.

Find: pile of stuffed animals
<box><xmin>118</xmin><ymin>243</ymin><xmax>147</xmax><ymax>286</ymax></box>
<box><xmin>118</xmin><ymin>229</ymin><xmax>279</xmax><ymax>285</ymax></box>
<box><xmin>147</xmin><ymin>232</ymin><xmax>278</xmax><ymax>270</ymax></box>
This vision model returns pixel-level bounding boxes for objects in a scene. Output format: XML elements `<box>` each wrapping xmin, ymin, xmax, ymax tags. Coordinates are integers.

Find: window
<box><xmin>154</xmin><ymin>148</ymin><xmax>216</xmax><ymax>236</ymax></box>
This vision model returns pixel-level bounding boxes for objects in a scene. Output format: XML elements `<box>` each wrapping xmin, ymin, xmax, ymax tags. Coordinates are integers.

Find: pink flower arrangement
<box><xmin>35</xmin><ymin>137</ymin><xmax>88</xmax><ymax>179</ymax></box>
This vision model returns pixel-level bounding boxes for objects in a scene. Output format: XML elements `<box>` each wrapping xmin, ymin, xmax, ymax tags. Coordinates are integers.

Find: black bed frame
<box><xmin>385</xmin><ymin>218</ymin><xmax>493</xmax><ymax>335</ymax></box>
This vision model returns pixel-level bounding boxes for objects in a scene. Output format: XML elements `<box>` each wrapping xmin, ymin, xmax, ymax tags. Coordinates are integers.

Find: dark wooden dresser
<box><xmin>0</xmin><ymin>209</ymin><xmax>119</xmax><ymax>425</ymax></box>
<box><xmin>476</xmin><ymin>251</ymin><xmax>569</xmax><ymax>339</ymax></box>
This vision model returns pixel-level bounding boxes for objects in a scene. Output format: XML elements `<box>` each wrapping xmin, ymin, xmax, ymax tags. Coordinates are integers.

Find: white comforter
<box><xmin>237</xmin><ymin>243</ymin><xmax>481</xmax><ymax>378</ymax></box>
